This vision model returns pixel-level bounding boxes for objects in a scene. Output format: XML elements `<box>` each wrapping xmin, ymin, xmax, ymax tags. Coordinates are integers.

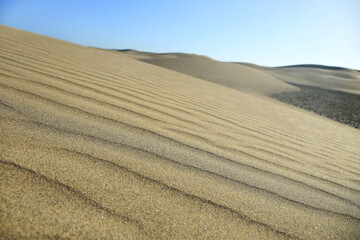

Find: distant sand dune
<box><xmin>118</xmin><ymin>49</ymin><xmax>297</xmax><ymax>95</ymax></box>
<box><xmin>266</xmin><ymin>66</ymin><xmax>360</xmax><ymax>95</ymax></box>
<box><xmin>120</xmin><ymin>49</ymin><xmax>360</xmax><ymax>95</ymax></box>
<box><xmin>1</xmin><ymin>25</ymin><xmax>360</xmax><ymax>239</ymax></box>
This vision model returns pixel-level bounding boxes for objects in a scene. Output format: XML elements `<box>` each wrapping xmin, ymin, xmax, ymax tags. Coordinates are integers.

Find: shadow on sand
<box><xmin>271</xmin><ymin>83</ymin><xmax>360</xmax><ymax>129</ymax></box>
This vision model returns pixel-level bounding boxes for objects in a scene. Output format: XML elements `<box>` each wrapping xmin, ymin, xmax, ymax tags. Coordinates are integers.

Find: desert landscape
<box><xmin>1</xmin><ymin>25</ymin><xmax>360</xmax><ymax>239</ymax></box>
<box><xmin>118</xmin><ymin>50</ymin><xmax>360</xmax><ymax>129</ymax></box>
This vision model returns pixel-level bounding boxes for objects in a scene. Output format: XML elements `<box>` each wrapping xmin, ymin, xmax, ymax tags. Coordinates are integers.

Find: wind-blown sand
<box><xmin>120</xmin><ymin>50</ymin><xmax>360</xmax><ymax>129</ymax></box>
<box><xmin>1</xmin><ymin>25</ymin><xmax>360</xmax><ymax>239</ymax></box>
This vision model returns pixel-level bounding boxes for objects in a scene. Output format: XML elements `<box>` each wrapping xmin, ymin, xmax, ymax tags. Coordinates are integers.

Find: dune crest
<box><xmin>1</xmin><ymin>25</ymin><xmax>360</xmax><ymax>239</ymax></box>
<box><xmin>120</xmin><ymin>50</ymin><xmax>360</xmax><ymax>95</ymax></box>
<box><xmin>118</xmin><ymin>49</ymin><xmax>297</xmax><ymax>95</ymax></box>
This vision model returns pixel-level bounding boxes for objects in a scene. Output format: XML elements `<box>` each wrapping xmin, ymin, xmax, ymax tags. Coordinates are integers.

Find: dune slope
<box><xmin>120</xmin><ymin>50</ymin><xmax>360</xmax><ymax>96</ymax></box>
<box><xmin>119</xmin><ymin>50</ymin><xmax>297</xmax><ymax>95</ymax></box>
<box><xmin>230</xmin><ymin>62</ymin><xmax>360</xmax><ymax>94</ymax></box>
<box><xmin>121</xmin><ymin>50</ymin><xmax>360</xmax><ymax>129</ymax></box>
<box><xmin>265</xmin><ymin>65</ymin><xmax>360</xmax><ymax>95</ymax></box>
<box><xmin>1</xmin><ymin>25</ymin><xmax>360</xmax><ymax>239</ymax></box>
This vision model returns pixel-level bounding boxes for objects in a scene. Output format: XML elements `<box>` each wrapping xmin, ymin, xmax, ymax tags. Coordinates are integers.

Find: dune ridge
<box><xmin>118</xmin><ymin>49</ymin><xmax>297</xmax><ymax>95</ymax></box>
<box><xmin>1</xmin><ymin>25</ymin><xmax>360</xmax><ymax>239</ymax></box>
<box><xmin>265</xmin><ymin>66</ymin><xmax>360</xmax><ymax>95</ymax></box>
<box><xmin>119</xmin><ymin>50</ymin><xmax>360</xmax><ymax>129</ymax></box>
<box><xmin>120</xmin><ymin>49</ymin><xmax>360</xmax><ymax>95</ymax></box>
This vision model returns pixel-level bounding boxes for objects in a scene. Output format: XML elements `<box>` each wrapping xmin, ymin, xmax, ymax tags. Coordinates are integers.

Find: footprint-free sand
<box><xmin>1</xmin><ymin>25</ymin><xmax>359</xmax><ymax>239</ymax></box>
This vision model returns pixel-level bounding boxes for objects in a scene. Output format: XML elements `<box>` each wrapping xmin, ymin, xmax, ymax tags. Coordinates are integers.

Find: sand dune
<box><xmin>118</xmin><ymin>49</ymin><xmax>297</xmax><ymax>95</ymax></box>
<box><xmin>1</xmin><ymin>25</ymin><xmax>360</xmax><ymax>239</ymax></box>
<box><xmin>120</xmin><ymin>50</ymin><xmax>360</xmax><ymax>129</ymax></box>
<box><xmin>229</xmin><ymin>62</ymin><xmax>360</xmax><ymax>95</ymax></box>
<box><xmin>264</xmin><ymin>65</ymin><xmax>360</xmax><ymax>95</ymax></box>
<box><xmin>120</xmin><ymin>50</ymin><xmax>360</xmax><ymax>95</ymax></box>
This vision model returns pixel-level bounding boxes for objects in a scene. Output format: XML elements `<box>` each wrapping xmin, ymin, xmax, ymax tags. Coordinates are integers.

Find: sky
<box><xmin>0</xmin><ymin>0</ymin><xmax>359</xmax><ymax>69</ymax></box>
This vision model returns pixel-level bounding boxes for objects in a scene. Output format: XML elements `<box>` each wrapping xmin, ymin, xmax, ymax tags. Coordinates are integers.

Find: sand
<box><xmin>120</xmin><ymin>50</ymin><xmax>360</xmax><ymax>96</ymax></box>
<box><xmin>118</xmin><ymin>50</ymin><xmax>297</xmax><ymax>95</ymax></box>
<box><xmin>0</xmin><ymin>25</ymin><xmax>360</xmax><ymax>239</ymax></box>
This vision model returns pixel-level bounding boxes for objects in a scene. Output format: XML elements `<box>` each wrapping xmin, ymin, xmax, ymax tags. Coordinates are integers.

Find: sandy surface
<box><xmin>264</xmin><ymin>66</ymin><xmax>360</xmax><ymax>95</ymax></box>
<box><xmin>1</xmin><ymin>25</ymin><xmax>360</xmax><ymax>239</ymax></box>
<box><xmin>118</xmin><ymin>50</ymin><xmax>297</xmax><ymax>95</ymax></box>
<box><xmin>271</xmin><ymin>83</ymin><xmax>360</xmax><ymax>129</ymax></box>
<box><xmin>120</xmin><ymin>50</ymin><xmax>360</xmax><ymax>96</ymax></box>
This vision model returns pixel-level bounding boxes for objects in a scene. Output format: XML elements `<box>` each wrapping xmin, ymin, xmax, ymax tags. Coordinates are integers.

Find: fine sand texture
<box><xmin>1</xmin><ymin>25</ymin><xmax>360</xmax><ymax>239</ymax></box>
<box><xmin>119</xmin><ymin>50</ymin><xmax>360</xmax><ymax>129</ymax></box>
<box><xmin>271</xmin><ymin>83</ymin><xmax>360</xmax><ymax>129</ymax></box>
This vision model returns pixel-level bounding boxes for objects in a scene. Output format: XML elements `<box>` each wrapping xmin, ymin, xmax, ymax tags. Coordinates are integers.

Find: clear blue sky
<box><xmin>1</xmin><ymin>0</ymin><xmax>359</xmax><ymax>69</ymax></box>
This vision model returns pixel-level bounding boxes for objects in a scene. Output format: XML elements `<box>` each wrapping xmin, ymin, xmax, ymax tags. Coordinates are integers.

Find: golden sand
<box><xmin>120</xmin><ymin>50</ymin><xmax>297</xmax><ymax>95</ymax></box>
<box><xmin>0</xmin><ymin>25</ymin><xmax>359</xmax><ymax>239</ymax></box>
<box><xmin>120</xmin><ymin>50</ymin><xmax>360</xmax><ymax>96</ymax></box>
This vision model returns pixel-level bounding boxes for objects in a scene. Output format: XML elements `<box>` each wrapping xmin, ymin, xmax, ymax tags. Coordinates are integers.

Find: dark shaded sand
<box><xmin>271</xmin><ymin>83</ymin><xmax>360</xmax><ymax>129</ymax></box>
<box><xmin>265</xmin><ymin>65</ymin><xmax>360</xmax><ymax>95</ymax></box>
<box><xmin>1</xmin><ymin>25</ymin><xmax>360</xmax><ymax>239</ymax></box>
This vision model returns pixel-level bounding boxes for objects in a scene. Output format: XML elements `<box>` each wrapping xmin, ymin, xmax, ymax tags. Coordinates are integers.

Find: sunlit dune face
<box><xmin>1</xmin><ymin>25</ymin><xmax>360</xmax><ymax>240</ymax></box>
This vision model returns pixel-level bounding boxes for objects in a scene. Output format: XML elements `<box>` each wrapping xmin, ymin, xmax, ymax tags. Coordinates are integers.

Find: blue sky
<box><xmin>1</xmin><ymin>0</ymin><xmax>359</xmax><ymax>69</ymax></box>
